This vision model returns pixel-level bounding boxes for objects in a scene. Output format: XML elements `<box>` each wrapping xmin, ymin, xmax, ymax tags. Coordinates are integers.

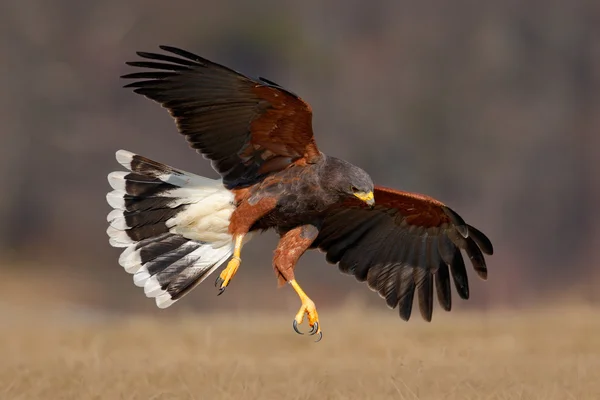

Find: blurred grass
<box><xmin>2</xmin><ymin>303</ymin><xmax>600</xmax><ymax>399</ymax></box>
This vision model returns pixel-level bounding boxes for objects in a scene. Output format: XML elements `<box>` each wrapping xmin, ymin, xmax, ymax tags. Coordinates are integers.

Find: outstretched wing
<box><xmin>312</xmin><ymin>186</ymin><xmax>494</xmax><ymax>322</ymax></box>
<box><xmin>121</xmin><ymin>45</ymin><xmax>321</xmax><ymax>189</ymax></box>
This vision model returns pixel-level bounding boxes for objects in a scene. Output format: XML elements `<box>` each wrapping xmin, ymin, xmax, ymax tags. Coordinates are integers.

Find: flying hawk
<box><xmin>107</xmin><ymin>46</ymin><xmax>493</xmax><ymax>341</ymax></box>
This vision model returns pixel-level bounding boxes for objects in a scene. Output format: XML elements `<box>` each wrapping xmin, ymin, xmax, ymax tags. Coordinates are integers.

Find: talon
<box><xmin>289</xmin><ymin>279</ymin><xmax>322</xmax><ymax>341</ymax></box>
<box><xmin>217</xmin><ymin>287</ymin><xmax>225</xmax><ymax>296</ymax></box>
<box><xmin>293</xmin><ymin>320</ymin><xmax>303</xmax><ymax>335</ymax></box>
<box><xmin>314</xmin><ymin>331</ymin><xmax>323</xmax><ymax>343</ymax></box>
<box><xmin>308</xmin><ymin>321</ymin><xmax>318</xmax><ymax>336</ymax></box>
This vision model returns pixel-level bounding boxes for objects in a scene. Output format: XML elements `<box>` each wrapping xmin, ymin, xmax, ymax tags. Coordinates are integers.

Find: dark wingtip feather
<box><xmin>443</xmin><ymin>207</ymin><xmax>468</xmax><ymax>238</ymax></box>
<box><xmin>465</xmin><ymin>238</ymin><xmax>488</xmax><ymax>280</ymax></box>
<box><xmin>396</xmin><ymin>266</ymin><xmax>416</xmax><ymax>321</ymax></box>
<box><xmin>259</xmin><ymin>76</ymin><xmax>300</xmax><ymax>98</ymax></box>
<box><xmin>157</xmin><ymin>45</ymin><xmax>253</xmax><ymax>80</ymax></box>
<box><xmin>122</xmin><ymin>82</ymin><xmax>163</xmax><ymax>91</ymax></box>
<box><xmin>467</xmin><ymin>225</ymin><xmax>494</xmax><ymax>255</ymax></box>
<box><xmin>124</xmin><ymin>61</ymin><xmax>190</xmax><ymax>72</ymax></box>
<box><xmin>450</xmin><ymin>250</ymin><xmax>470</xmax><ymax>300</ymax></box>
<box><xmin>135</xmin><ymin>51</ymin><xmax>200</xmax><ymax>67</ymax></box>
<box><xmin>398</xmin><ymin>293</ymin><xmax>414</xmax><ymax>321</ymax></box>
<box><xmin>417</xmin><ymin>273</ymin><xmax>434</xmax><ymax>322</ymax></box>
<box><xmin>121</xmin><ymin>71</ymin><xmax>175</xmax><ymax>79</ymax></box>
<box><xmin>159</xmin><ymin>45</ymin><xmax>203</xmax><ymax>62</ymax></box>
<box><xmin>437</xmin><ymin>234</ymin><xmax>457</xmax><ymax>265</ymax></box>
<box><xmin>258</xmin><ymin>76</ymin><xmax>282</xmax><ymax>87</ymax></box>
<box><xmin>435</xmin><ymin>262</ymin><xmax>452</xmax><ymax>312</ymax></box>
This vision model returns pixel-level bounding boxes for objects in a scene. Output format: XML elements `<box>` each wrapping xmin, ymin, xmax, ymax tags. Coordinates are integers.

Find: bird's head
<box><xmin>322</xmin><ymin>157</ymin><xmax>375</xmax><ymax>206</ymax></box>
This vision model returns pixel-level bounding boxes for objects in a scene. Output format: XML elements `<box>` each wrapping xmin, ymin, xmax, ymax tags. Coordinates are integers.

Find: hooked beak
<box><xmin>354</xmin><ymin>191</ymin><xmax>375</xmax><ymax>206</ymax></box>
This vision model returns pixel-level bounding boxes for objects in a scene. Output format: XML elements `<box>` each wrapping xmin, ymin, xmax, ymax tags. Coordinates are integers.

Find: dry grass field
<box><xmin>2</xmin><ymin>303</ymin><xmax>600</xmax><ymax>400</ymax></box>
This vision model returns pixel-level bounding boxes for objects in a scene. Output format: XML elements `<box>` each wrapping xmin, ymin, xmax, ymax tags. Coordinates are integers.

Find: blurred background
<box><xmin>1</xmin><ymin>0</ymin><xmax>599</xmax><ymax>318</ymax></box>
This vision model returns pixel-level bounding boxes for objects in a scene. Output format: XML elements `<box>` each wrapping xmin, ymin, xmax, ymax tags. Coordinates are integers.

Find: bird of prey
<box><xmin>107</xmin><ymin>45</ymin><xmax>493</xmax><ymax>341</ymax></box>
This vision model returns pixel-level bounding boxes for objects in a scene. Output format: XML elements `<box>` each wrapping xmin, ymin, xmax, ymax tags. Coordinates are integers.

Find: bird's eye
<box><xmin>351</xmin><ymin>186</ymin><xmax>359</xmax><ymax>193</ymax></box>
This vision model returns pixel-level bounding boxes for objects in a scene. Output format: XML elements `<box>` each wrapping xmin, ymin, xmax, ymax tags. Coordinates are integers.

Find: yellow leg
<box><xmin>216</xmin><ymin>235</ymin><xmax>244</xmax><ymax>295</ymax></box>
<box><xmin>290</xmin><ymin>279</ymin><xmax>322</xmax><ymax>342</ymax></box>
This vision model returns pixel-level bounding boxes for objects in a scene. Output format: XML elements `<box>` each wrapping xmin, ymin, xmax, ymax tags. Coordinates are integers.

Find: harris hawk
<box><xmin>107</xmin><ymin>45</ymin><xmax>493</xmax><ymax>341</ymax></box>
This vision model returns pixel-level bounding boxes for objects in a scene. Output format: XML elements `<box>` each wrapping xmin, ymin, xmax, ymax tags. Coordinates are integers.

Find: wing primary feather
<box><xmin>125</xmin><ymin>61</ymin><xmax>191</xmax><ymax>72</ymax></box>
<box><xmin>417</xmin><ymin>271</ymin><xmax>434</xmax><ymax>322</ymax></box>
<box><xmin>437</xmin><ymin>233</ymin><xmax>456</xmax><ymax>265</ymax></box>
<box><xmin>397</xmin><ymin>266</ymin><xmax>416</xmax><ymax>321</ymax></box>
<box><xmin>135</xmin><ymin>51</ymin><xmax>199</xmax><ymax>67</ymax></box>
<box><xmin>121</xmin><ymin>72</ymin><xmax>176</xmax><ymax>80</ymax></box>
<box><xmin>366</xmin><ymin>265</ymin><xmax>383</xmax><ymax>292</ymax></box>
<box><xmin>467</xmin><ymin>224</ymin><xmax>494</xmax><ymax>255</ymax></box>
<box><xmin>435</xmin><ymin>259</ymin><xmax>452</xmax><ymax>311</ymax></box>
<box><xmin>426</xmin><ymin>234</ymin><xmax>440</xmax><ymax>272</ymax></box>
<box><xmin>465</xmin><ymin>237</ymin><xmax>488</xmax><ymax>280</ymax></box>
<box><xmin>124</xmin><ymin>80</ymin><xmax>171</xmax><ymax>89</ymax></box>
<box><xmin>449</xmin><ymin>249</ymin><xmax>470</xmax><ymax>300</ymax></box>
<box><xmin>159</xmin><ymin>45</ymin><xmax>206</xmax><ymax>63</ymax></box>
<box><xmin>394</xmin><ymin>233</ymin><xmax>420</xmax><ymax>319</ymax></box>
<box><xmin>383</xmin><ymin>264</ymin><xmax>403</xmax><ymax>309</ymax></box>
<box><xmin>416</xmin><ymin>233</ymin><xmax>435</xmax><ymax>321</ymax></box>
<box><xmin>373</xmin><ymin>227</ymin><xmax>411</xmax><ymax>299</ymax></box>
<box><xmin>443</xmin><ymin>207</ymin><xmax>468</xmax><ymax>238</ymax></box>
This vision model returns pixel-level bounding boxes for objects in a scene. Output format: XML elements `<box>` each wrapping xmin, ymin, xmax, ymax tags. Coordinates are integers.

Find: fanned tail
<box><xmin>106</xmin><ymin>150</ymin><xmax>235</xmax><ymax>308</ymax></box>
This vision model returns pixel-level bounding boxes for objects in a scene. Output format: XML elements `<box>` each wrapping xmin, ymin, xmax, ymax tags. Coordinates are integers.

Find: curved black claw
<box><xmin>308</xmin><ymin>321</ymin><xmax>319</xmax><ymax>336</ymax></box>
<box><xmin>215</xmin><ymin>276</ymin><xmax>230</xmax><ymax>296</ymax></box>
<box><xmin>314</xmin><ymin>331</ymin><xmax>323</xmax><ymax>343</ymax></box>
<box><xmin>292</xmin><ymin>320</ymin><xmax>303</xmax><ymax>335</ymax></box>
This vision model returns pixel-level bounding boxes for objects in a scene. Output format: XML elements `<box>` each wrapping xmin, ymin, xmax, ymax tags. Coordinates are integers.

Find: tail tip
<box><xmin>156</xmin><ymin>294</ymin><xmax>176</xmax><ymax>309</ymax></box>
<box><xmin>115</xmin><ymin>149</ymin><xmax>134</xmax><ymax>163</ymax></box>
<box><xmin>107</xmin><ymin>171</ymin><xmax>128</xmax><ymax>190</ymax></box>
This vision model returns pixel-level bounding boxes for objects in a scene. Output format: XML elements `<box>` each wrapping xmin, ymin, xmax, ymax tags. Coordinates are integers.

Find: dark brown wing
<box><xmin>121</xmin><ymin>45</ymin><xmax>321</xmax><ymax>189</ymax></box>
<box><xmin>312</xmin><ymin>186</ymin><xmax>493</xmax><ymax>322</ymax></box>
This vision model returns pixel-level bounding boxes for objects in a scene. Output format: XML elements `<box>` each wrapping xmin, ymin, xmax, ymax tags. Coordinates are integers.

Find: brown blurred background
<box><xmin>1</xmin><ymin>0</ymin><xmax>599</xmax><ymax>318</ymax></box>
